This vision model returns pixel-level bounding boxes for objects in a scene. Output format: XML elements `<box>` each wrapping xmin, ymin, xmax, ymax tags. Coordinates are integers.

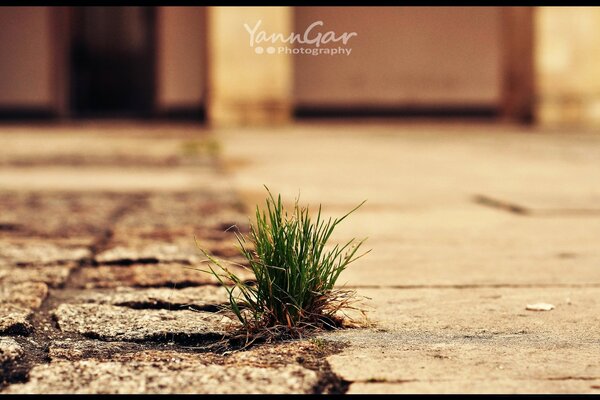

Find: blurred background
<box><xmin>0</xmin><ymin>6</ymin><xmax>594</xmax><ymax>127</ymax></box>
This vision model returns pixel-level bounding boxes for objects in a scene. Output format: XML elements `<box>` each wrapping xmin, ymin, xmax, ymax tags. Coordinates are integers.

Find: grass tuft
<box><xmin>196</xmin><ymin>186</ymin><xmax>369</xmax><ymax>341</ymax></box>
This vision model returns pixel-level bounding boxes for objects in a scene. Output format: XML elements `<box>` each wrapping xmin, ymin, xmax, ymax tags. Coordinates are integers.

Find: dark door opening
<box><xmin>70</xmin><ymin>7</ymin><xmax>155</xmax><ymax>118</ymax></box>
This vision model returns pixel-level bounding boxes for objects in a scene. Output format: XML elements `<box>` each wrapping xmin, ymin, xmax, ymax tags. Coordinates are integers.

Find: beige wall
<box><xmin>155</xmin><ymin>7</ymin><xmax>205</xmax><ymax>111</ymax></box>
<box><xmin>294</xmin><ymin>7</ymin><xmax>503</xmax><ymax>108</ymax></box>
<box><xmin>0</xmin><ymin>7</ymin><xmax>55</xmax><ymax>108</ymax></box>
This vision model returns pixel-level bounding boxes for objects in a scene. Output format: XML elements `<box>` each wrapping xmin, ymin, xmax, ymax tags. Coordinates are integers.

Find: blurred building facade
<box><xmin>0</xmin><ymin>7</ymin><xmax>594</xmax><ymax>127</ymax></box>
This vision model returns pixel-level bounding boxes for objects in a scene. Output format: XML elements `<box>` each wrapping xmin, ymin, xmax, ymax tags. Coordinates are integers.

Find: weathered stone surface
<box><xmin>0</xmin><ymin>127</ymin><xmax>218</xmax><ymax>168</ymax></box>
<box><xmin>323</xmin><ymin>287</ymin><xmax>600</xmax><ymax>392</ymax></box>
<box><xmin>222</xmin><ymin>127</ymin><xmax>600</xmax><ymax>393</ymax></box>
<box><xmin>327</xmin><ymin>329</ymin><xmax>600</xmax><ymax>384</ymax></box>
<box><xmin>0</xmin><ymin>338</ymin><xmax>23</xmax><ymax>365</ymax></box>
<box><xmin>3</xmin><ymin>123</ymin><xmax>600</xmax><ymax>393</ymax></box>
<box><xmin>53</xmin><ymin>304</ymin><xmax>234</xmax><ymax>342</ymax></box>
<box><xmin>0</xmin><ymin>242</ymin><xmax>89</xmax><ymax>266</ymax></box>
<box><xmin>0</xmin><ymin>282</ymin><xmax>48</xmax><ymax>335</ymax></box>
<box><xmin>0</xmin><ymin>337</ymin><xmax>24</xmax><ymax>385</ymax></box>
<box><xmin>3</xmin><ymin>360</ymin><xmax>319</xmax><ymax>394</ymax></box>
<box><xmin>347</xmin><ymin>380</ymin><xmax>600</xmax><ymax>395</ymax></box>
<box><xmin>0</xmin><ymin>308</ymin><xmax>32</xmax><ymax>335</ymax></box>
<box><xmin>48</xmin><ymin>337</ymin><xmax>339</xmax><ymax>369</ymax></box>
<box><xmin>114</xmin><ymin>191</ymin><xmax>246</xmax><ymax>233</ymax></box>
<box><xmin>0</xmin><ymin>282</ymin><xmax>48</xmax><ymax>310</ymax></box>
<box><xmin>71</xmin><ymin>286</ymin><xmax>229</xmax><ymax>310</ymax></box>
<box><xmin>340</xmin><ymin>287</ymin><xmax>600</xmax><ymax>340</ymax></box>
<box><xmin>71</xmin><ymin>263</ymin><xmax>253</xmax><ymax>289</ymax></box>
<box><xmin>0</xmin><ymin>241</ymin><xmax>86</xmax><ymax>287</ymax></box>
<box><xmin>11</xmin><ymin>338</ymin><xmax>336</xmax><ymax>394</ymax></box>
<box><xmin>0</xmin><ymin>264</ymin><xmax>76</xmax><ymax>288</ymax></box>
<box><xmin>95</xmin><ymin>240</ymin><xmax>242</xmax><ymax>265</ymax></box>
<box><xmin>49</xmin><ymin>340</ymin><xmax>165</xmax><ymax>362</ymax></box>
<box><xmin>0</xmin><ymin>192</ymin><xmax>125</xmax><ymax>239</ymax></box>
<box><xmin>224</xmin><ymin>128</ymin><xmax>600</xmax><ymax>288</ymax></box>
<box><xmin>16</xmin><ymin>340</ymin><xmax>334</xmax><ymax>394</ymax></box>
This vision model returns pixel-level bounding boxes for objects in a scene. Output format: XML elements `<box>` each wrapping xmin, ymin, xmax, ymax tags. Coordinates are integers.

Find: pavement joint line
<box><xmin>546</xmin><ymin>376</ymin><xmax>600</xmax><ymax>381</ymax></box>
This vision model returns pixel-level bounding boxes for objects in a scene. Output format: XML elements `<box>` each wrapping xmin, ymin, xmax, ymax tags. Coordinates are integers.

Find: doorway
<box><xmin>69</xmin><ymin>7</ymin><xmax>155</xmax><ymax>118</ymax></box>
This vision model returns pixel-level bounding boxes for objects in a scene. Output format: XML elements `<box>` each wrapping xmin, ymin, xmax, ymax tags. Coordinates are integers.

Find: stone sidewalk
<box><xmin>220</xmin><ymin>122</ymin><xmax>600</xmax><ymax>394</ymax></box>
<box><xmin>1</xmin><ymin>121</ymin><xmax>599</xmax><ymax>393</ymax></box>
<box><xmin>0</xmin><ymin>123</ymin><xmax>342</xmax><ymax>394</ymax></box>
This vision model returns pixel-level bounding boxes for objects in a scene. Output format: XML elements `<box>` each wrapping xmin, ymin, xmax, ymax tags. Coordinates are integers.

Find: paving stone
<box><xmin>0</xmin><ymin>282</ymin><xmax>48</xmax><ymax>309</ymax></box>
<box><xmin>322</xmin><ymin>287</ymin><xmax>600</xmax><ymax>393</ymax></box>
<box><xmin>53</xmin><ymin>304</ymin><xmax>234</xmax><ymax>342</ymax></box>
<box><xmin>0</xmin><ymin>241</ymin><xmax>90</xmax><ymax>266</ymax></box>
<box><xmin>335</xmin><ymin>209</ymin><xmax>600</xmax><ymax>287</ymax></box>
<box><xmin>0</xmin><ymin>338</ymin><xmax>23</xmax><ymax>365</ymax></box>
<box><xmin>0</xmin><ymin>309</ymin><xmax>32</xmax><ymax>336</ymax></box>
<box><xmin>94</xmin><ymin>240</ymin><xmax>241</xmax><ymax>266</ymax></box>
<box><xmin>71</xmin><ymin>263</ymin><xmax>253</xmax><ymax>289</ymax></box>
<box><xmin>0</xmin><ymin>282</ymin><xmax>48</xmax><ymax>335</ymax></box>
<box><xmin>0</xmin><ymin>264</ymin><xmax>76</xmax><ymax>288</ymax></box>
<box><xmin>18</xmin><ymin>339</ymin><xmax>332</xmax><ymax>394</ymax></box>
<box><xmin>1</xmin><ymin>337</ymin><xmax>24</xmax><ymax>385</ymax></box>
<box><xmin>0</xmin><ymin>127</ymin><xmax>217</xmax><ymax>168</ymax></box>
<box><xmin>347</xmin><ymin>380</ymin><xmax>600</xmax><ymax>394</ymax></box>
<box><xmin>5</xmin><ymin>123</ymin><xmax>600</xmax><ymax>393</ymax></box>
<box><xmin>0</xmin><ymin>167</ymin><xmax>237</xmax><ymax>193</ymax></box>
<box><xmin>0</xmin><ymin>192</ymin><xmax>127</xmax><ymax>239</ymax></box>
<box><xmin>71</xmin><ymin>286</ymin><xmax>229</xmax><ymax>310</ymax></box>
<box><xmin>114</xmin><ymin>191</ymin><xmax>247</xmax><ymax>234</ymax></box>
<box><xmin>0</xmin><ymin>240</ymin><xmax>87</xmax><ymax>288</ymax></box>
<box><xmin>3</xmin><ymin>360</ymin><xmax>318</xmax><ymax>394</ymax></box>
<box><xmin>48</xmin><ymin>340</ymin><xmax>165</xmax><ymax>362</ymax></box>
<box><xmin>48</xmin><ymin>337</ymin><xmax>338</xmax><ymax>368</ymax></box>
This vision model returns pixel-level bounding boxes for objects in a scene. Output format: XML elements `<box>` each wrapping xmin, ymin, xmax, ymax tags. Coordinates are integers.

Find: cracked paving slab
<box><xmin>53</xmin><ymin>304</ymin><xmax>234</xmax><ymax>343</ymax></box>
<box><xmin>113</xmin><ymin>191</ymin><xmax>247</xmax><ymax>234</ymax></box>
<box><xmin>3</xmin><ymin>360</ymin><xmax>319</xmax><ymax>394</ymax></box>
<box><xmin>1</xmin><ymin>337</ymin><xmax>23</xmax><ymax>386</ymax></box>
<box><xmin>0</xmin><ymin>264</ymin><xmax>77</xmax><ymax>288</ymax></box>
<box><xmin>0</xmin><ymin>241</ymin><xmax>90</xmax><ymax>266</ymax></box>
<box><xmin>0</xmin><ymin>241</ymin><xmax>89</xmax><ymax>288</ymax></box>
<box><xmin>68</xmin><ymin>286</ymin><xmax>229</xmax><ymax>310</ymax></box>
<box><xmin>31</xmin><ymin>339</ymin><xmax>341</xmax><ymax>394</ymax></box>
<box><xmin>0</xmin><ymin>126</ymin><xmax>219</xmax><ymax>168</ymax></box>
<box><xmin>71</xmin><ymin>263</ymin><xmax>253</xmax><ymax>289</ymax></box>
<box><xmin>0</xmin><ymin>310</ymin><xmax>32</xmax><ymax>336</ymax></box>
<box><xmin>94</xmin><ymin>239</ymin><xmax>243</xmax><ymax>266</ymax></box>
<box><xmin>47</xmin><ymin>337</ymin><xmax>341</xmax><ymax>366</ymax></box>
<box><xmin>0</xmin><ymin>282</ymin><xmax>48</xmax><ymax>309</ymax></box>
<box><xmin>0</xmin><ymin>192</ymin><xmax>128</xmax><ymax>240</ymax></box>
<box><xmin>0</xmin><ymin>282</ymin><xmax>48</xmax><ymax>335</ymax></box>
<box><xmin>0</xmin><ymin>338</ymin><xmax>23</xmax><ymax>365</ymax></box>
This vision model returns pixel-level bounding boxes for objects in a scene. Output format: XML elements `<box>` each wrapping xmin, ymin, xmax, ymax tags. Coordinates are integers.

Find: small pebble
<box><xmin>525</xmin><ymin>303</ymin><xmax>555</xmax><ymax>311</ymax></box>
